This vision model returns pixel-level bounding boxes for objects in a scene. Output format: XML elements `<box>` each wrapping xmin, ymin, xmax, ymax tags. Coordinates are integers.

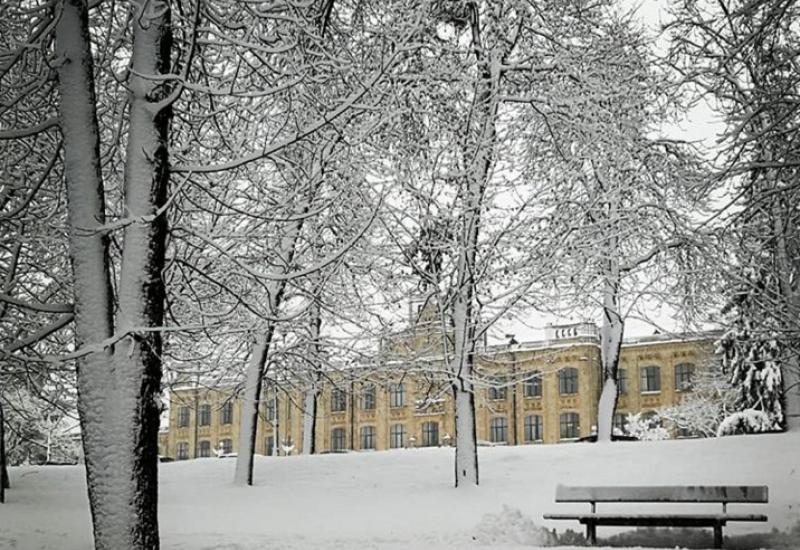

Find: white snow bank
<box><xmin>2</xmin><ymin>431</ymin><xmax>799</xmax><ymax>550</ymax></box>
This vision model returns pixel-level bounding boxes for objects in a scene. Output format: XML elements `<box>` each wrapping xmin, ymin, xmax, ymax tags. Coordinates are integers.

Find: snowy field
<box><xmin>3</xmin><ymin>431</ymin><xmax>799</xmax><ymax>550</ymax></box>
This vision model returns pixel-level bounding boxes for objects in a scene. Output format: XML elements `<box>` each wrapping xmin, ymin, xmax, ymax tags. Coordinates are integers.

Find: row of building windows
<box><xmin>177</xmin><ymin>364</ymin><xmax>695</xmax><ymax>430</ymax></box>
<box><xmin>616</xmin><ymin>363</ymin><xmax>694</xmax><ymax>394</ymax></box>
<box><xmin>488</xmin><ymin>413</ymin><xmax>579</xmax><ymax>443</ymax></box>
<box><xmin>176</xmin><ymin>412</ymin><xmax>586</xmax><ymax>458</ymax></box>
<box><xmin>177</xmin><ymin>401</ymin><xmax>234</xmax><ymax>428</ymax></box>
<box><xmin>488</xmin><ymin>363</ymin><xmax>695</xmax><ymax>401</ymax></box>
<box><xmin>176</xmin><ymin>438</ymin><xmax>234</xmax><ymax>459</ymax></box>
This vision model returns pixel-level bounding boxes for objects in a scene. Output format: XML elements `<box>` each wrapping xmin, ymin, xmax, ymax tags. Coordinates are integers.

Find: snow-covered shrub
<box><xmin>717</xmin><ymin>409</ymin><xmax>776</xmax><ymax>437</ymax></box>
<box><xmin>657</xmin><ymin>361</ymin><xmax>737</xmax><ymax>438</ymax></box>
<box><xmin>473</xmin><ymin>505</ymin><xmax>556</xmax><ymax>546</ymax></box>
<box><xmin>624</xmin><ymin>412</ymin><xmax>670</xmax><ymax>441</ymax></box>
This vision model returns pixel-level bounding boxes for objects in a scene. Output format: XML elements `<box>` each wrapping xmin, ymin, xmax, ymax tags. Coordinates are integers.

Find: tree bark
<box><xmin>55</xmin><ymin>0</ymin><xmax>116</xmax><ymax>544</ymax></box>
<box><xmin>234</xmin><ymin>333</ymin><xmax>270</xmax><ymax>485</ymax></box>
<box><xmin>596</xmin><ymin>276</ymin><xmax>623</xmax><ymax>442</ymax></box>
<box><xmin>56</xmin><ymin>1</ymin><xmax>172</xmax><ymax>548</ymax></box>
<box><xmin>1</xmin><ymin>401</ymin><xmax>8</xmax><ymax>502</ymax></box>
<box><xmin>302</xmin><ymin>298</ymin><xmax>322</xmax><ymax>455</ymax></box>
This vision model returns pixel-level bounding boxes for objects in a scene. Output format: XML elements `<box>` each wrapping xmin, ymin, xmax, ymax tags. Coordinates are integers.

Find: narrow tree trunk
<box><xmin>234</xmin><ymin>333</ymin><xmax>270</xmax><ymax>485</ymax></box>
<box><xmin>449</xmin><ymin>17</ymin><xmax>498</xmax><ymax>486</ymax></box>
<box><xmin>772</xmin><ymin>200</ymin><xmax>800</xmax><ymax>431</ymax></box>
<box><xmin>302</xmin><ymin>297</ymin><xmax>322</xmax><ymax>455</ymax></box>
<box><xmin>233</xmin><ymin>177</ymin><xmax>320</xmax><ymax>480</ymax></box>
<box><xmin>1</xmin><ymin>401</ymin><xmax>7</xmax><ymax>502</ymax></box>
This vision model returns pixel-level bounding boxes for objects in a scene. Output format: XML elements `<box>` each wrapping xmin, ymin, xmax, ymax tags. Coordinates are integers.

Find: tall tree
<box><xmin>668</xmin><ymin>0</ymin><xmax>800</xmax><ymax>430</ymax></box>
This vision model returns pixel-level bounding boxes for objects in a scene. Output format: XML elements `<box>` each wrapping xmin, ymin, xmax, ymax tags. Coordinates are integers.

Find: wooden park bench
<box><xmin>543</xmin><ymin>485</ymin><xmax>768</xmax><ymax>548</ymax></box>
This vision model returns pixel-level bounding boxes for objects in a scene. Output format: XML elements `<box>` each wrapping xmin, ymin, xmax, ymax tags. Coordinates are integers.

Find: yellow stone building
<box><xmin>159</xmin><ymin>320</ymin><xmax>717</xmax><ymax>459</ymax></box>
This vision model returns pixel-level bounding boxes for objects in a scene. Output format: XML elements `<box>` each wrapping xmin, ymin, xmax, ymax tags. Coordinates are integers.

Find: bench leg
<box><xmin>713</xmin><ymin>523</ymin><xmax>723</xmax><ymax>549</ymax></box>
<box><xmin>585</xmin><ymin>521</ymin><xmax>597</xmax><ymax>545</ymax></box>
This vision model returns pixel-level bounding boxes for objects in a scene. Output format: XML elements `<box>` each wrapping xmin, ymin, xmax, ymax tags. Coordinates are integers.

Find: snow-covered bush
<box><xmin>473</xmin><ymin>505</ymin><xmax>556</xmax><ymax>546</ymax></box>
<box><xmin>624</xmin><ymin>412</ymin><xmax>670</xmax><ymax>441</ymax></box>
<box><xmin>717</xmin><ymin>409</ymin><xmax>776</xmax><ymax>437</ymax></box>
<box><xmin>657</xmin><ymin>361</ymin><xmax>737</xmax><ymax>438</ymax></box>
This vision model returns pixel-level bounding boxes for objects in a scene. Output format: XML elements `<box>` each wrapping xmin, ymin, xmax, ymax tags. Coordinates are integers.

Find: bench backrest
<box><xmin>554</xmin><ymin>485</ymin><xmax>768</xmax><ymax>504</ymax></box>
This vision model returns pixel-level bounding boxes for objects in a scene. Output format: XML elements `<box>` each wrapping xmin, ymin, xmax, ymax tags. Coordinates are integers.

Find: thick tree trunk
<box><xmin>596</xmin><ymin>277</ymin><xmax>624</xmax><ymax>443</ymax></box>
<box><xmin>56</xmin><ymin>1</ymin><xmax>172</xmax><ymax>548</ymax></box>
<box><xmin>54</xmin><ymin>0</ymin><xmax>116</xmax><ymax>545</ymax></box>
<box><xmin>234</xmin><ymin>333</ymin><xmax>270</xmax><ymax>485</ymax></box>
<box><xmin>105</xmin><ymin>2</ymin><xmax>172</xmax><ymax>548</ymax></box>
<box><xmin>453</xmin><ymin>382</ymin><xmax>478</xmax><ymax>486</ymax></box>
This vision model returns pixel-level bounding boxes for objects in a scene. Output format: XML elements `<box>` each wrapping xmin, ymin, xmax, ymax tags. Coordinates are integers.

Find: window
<box><xmin>199</xmin><ymin>404</ymin><xmax>211</xmax><ymax>426</ymax></box>
<box><xmin>421</xmin><ymin>421</ymin><xmax>439</xmax><ymax>447</ymax></box>
<box><xmin>389</xmin><ymin>383</ymin><xmax>405</xmax><ymax>408</ymax></box>
<box><xmin>675</xmin><ymin>363</ymin><xmax>694</xmax><ymax>391</ymax></box>
<box><xmin>360</xmin><ymin>426</ymin><xmax>376</xmax><ymax>450</ymax></box>
<box><xmin>219</xmin><ymin>438</ymin><xmax>233</xmax><ymax>454</ymax></box>
<box><xmin>390</xmin><ymin>424</ymin><xmax>406</xmax><ymax>449</ymax></box>
<box><xmin>490</xmin><ymin>417</ymin><xmax>508</xmax><ymax>443</ymax></box>
<box><xmin>616</xmin><ymin>368</ymin><xmax>627</xmax><ymax>394</ymax></box>
<box><xmin>221</xmin><ymin>401</ymin><xmax>233</xmax><ymax>425</ymax></box>
<box><xmin>265</xmin><ymin>436</ymin><xmax>274</xmax><ymax>456</ymax></box>
<box><xmin>488</xmin><ymin>377</ymin><xmax>507</xmax><ymax>400</ymax></box>
<box><xmin>361</xmin><ymin>384</ymin><xmax>376</xmax><ymax>410</ymax></box>
<box><xmin>524</xmin><ymin>371</ymin><xmax>542</xmax><ymax>398</ymax></box>
<box><xmin>177</xmin><ymin>406</ymin><xmax>190</xmax><ymax>428</ymax></box>
<box><xmin>640</xmin><ymin>366</ymin><xmax>661</xmax><ymax>393</ymax></box>
<box><xmin>199</xmin><ymin>440</ymin><xmax>211</xmax><ymax>457</ymax></box>
<box><xmin>331</xmin><ymin>388</ymin><xmax>347</xmax><ymax>412</ymax></box>
<box><xmin>331</xmin><ymin>428</ymin><xmax>346</xmax><ymax>452</ymax></box>
<box><xmin>177</xmin><ymin>441</ymin><xmax>189</xmax><ymax>460</ymax></box>
<box><xmin>559</xmin><ymin>367</ymin><xmax>579</xmax><ymax>395</ymax></box>
<box><xmin>265</xmin><ymin>396</ymin><xmax>275</xmax><ymax>421</ymax></box>
<box><xmin>559</xmin><ymin>412</ymin><xmax>580</xmax><ymax>439</ymax></box>
<box><xmin>613</xmin><ymin>413</ymin><xmax>628</xmax><ymax>434</ymax></box>
<box><xmin>524</xmin><ymin>415</ymin><xmax>543</xmax><ymax>442</ymax></box>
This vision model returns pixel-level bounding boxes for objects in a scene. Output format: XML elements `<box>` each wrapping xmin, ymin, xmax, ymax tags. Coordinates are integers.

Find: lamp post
<box><xmin>506</xmin><ymin>334</ymin><xmax>519</xmax><ymax>446</ymax></box>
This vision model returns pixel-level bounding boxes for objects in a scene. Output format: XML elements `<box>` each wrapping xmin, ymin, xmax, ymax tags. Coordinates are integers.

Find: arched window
<box><xmin>490</xmin><ymin>417</ymin><xmax>508</xmax><ymax>443</ymax></box>
<box><xmin>524</xmin><ymin>371</ymin><xmax>542</xmax><ymax>398</ymax></box>
<box><xmin>524</xmin><ymin>415</ymin><xmax>543</xmax><ymax>442</ymax></box>
<box><xmin>421</xmin><ymin>421</ymin><xmax>439</xmax><ymax>447</ymax></box>
<box><xmin>331</xmin><ymin>428</ymin><xmax>346</xmax><ymax>452</ymax></box>
<box><xmin>331</xmin><ymin>388</ymin><xmax>347</xmax><ymax>412</ymax></box>
<box><xmin>675</xmin><ymin>363</ymin><xmax>694</xmax><ymax>391</ymax></box>
<box><xmin>390</xmin><ymin>424</ymin><xmax>406</xmax><ymax>448</ymax></box>
<box><xmin>488</xmin><ymin>376</ymin><xmax>507</xmax><ymax>400</ymax></box>
<box><xmin>360</xmin><ymin>426</ymin><xmax>376</xmax><ymax>450</ymax></box>
<box><xmin>559</xmin><ymin>367</ymin><xmax>579</xmax><ymax>395</ymax></box>
<box><xmin>640</xmin><ymin>366</ymin><xmax>661</xmax><ymax>393</ymax></box>
<box><xmin>559</xmin><ymin>412</ymin><xmax>580</xmax><ymax>439</ymax></box>
<box><xmin>389</xmin><ymin>383</ymin><xmax>405</xmax><ymax>408</ymax></box>
<box><xmin>198</xmin><ymin>440</ymin><xmax>211</xmax><ymax>457</ymax></box>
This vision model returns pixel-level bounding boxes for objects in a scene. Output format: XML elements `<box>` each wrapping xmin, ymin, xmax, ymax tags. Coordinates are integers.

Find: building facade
<box><xmin>159</xmin><ymin>322</ymin><xmax>717</xmax><ymax>459</ymax></box>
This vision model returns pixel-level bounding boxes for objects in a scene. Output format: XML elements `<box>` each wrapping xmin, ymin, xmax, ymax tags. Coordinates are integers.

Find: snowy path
<box><xmin>3</xmin><ymin>432</ymin><xmax>799</xmax><ymax>550</ymax></box>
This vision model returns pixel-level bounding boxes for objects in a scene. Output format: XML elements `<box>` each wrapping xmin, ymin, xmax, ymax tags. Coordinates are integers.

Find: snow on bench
<box><xmin>543</xmin><ymin>484</ymin><xmax>768</xmax><ymax>548</ymax></box>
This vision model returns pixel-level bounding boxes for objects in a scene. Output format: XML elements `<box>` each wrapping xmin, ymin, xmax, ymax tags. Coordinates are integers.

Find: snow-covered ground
<box><xmin>3</xmin><ymin>432</ymin><xmax>799</xmax><ymax>550</ymax></box>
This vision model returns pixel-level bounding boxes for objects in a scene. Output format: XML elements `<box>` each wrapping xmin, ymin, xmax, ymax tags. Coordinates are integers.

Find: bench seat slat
<box><xmin>544</xmin><ymin>513</ymin><xmax>768</xmax><ymax>523</ymax></box>
<box><xmin>554</xmin><ymin>485</ymin><xmax>768</xmax><ymax>503</ymax></box>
